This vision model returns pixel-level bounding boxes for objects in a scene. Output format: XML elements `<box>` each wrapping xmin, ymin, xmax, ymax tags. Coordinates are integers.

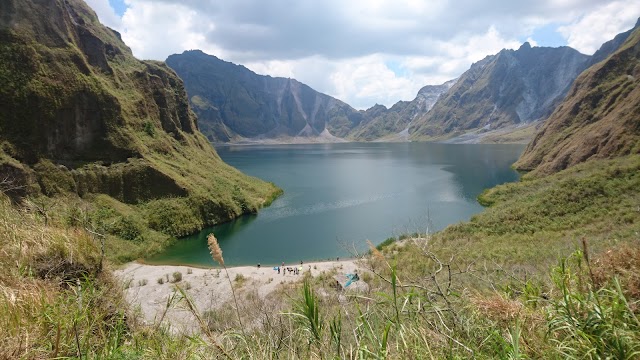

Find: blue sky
<box><xmin>108</xmin><ymin>0</ymin><xmax>126</xmax><ymax>16</ymax></box>
<box><xmin>527</xmin><ymin>23</ymin><xmax>570</xmax><ymax>48</ymax></box>
<box><xmin>90</xmin><ymin>0</ymin><xmax>640</xmax><ymax>109</ymax></box>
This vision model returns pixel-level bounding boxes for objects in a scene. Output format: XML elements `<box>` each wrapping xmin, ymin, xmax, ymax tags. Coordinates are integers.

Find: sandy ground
<box><xmin>114</xmin><ymin>259</ymin><xmax>367</xmax><ymax>333</ymax></box>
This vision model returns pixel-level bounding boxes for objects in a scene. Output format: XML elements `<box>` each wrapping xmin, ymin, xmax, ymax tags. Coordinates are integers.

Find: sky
<box><xmin>86</xmin><ymin>0</ymin><xmax>640</xmax><ymax>110</ymax></box>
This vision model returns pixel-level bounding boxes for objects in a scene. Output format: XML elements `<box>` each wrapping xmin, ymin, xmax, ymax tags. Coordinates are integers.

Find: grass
<box><xmin>0</xmin><ymin>0</ymin><xmax>283</xmax><ymax>265</ymax></box>
<box><xmin>1</xmin><ymin>152</ymin><xmax>639</xmax><ymax>358</ymax></box>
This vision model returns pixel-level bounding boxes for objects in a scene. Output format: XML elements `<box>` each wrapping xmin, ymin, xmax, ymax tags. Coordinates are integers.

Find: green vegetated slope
<box><xmin>0</xmin><ymin>0</ymin><xmax>280</xmax><ymax>260</ymax></box>
<box><xmin>515</xmin><ymin>23</ymin><xmax>640</xmax><ymax>176</ymax></box>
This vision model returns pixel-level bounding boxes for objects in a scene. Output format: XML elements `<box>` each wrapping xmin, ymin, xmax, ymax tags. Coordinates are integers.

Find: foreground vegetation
<box><xmin>1</xmin><ymin>155</ymin><xmax>639</xmax><ymax>359</ymax></box>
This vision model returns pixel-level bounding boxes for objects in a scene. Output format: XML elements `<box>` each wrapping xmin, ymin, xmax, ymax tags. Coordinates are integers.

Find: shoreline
<box><xmin>115</xmin><ymin>258</ymin><xmax>367</xmax><ymax>333</ymax></box>
<box><xmin>138</xmin><ymin>255</ymin><xmax>361</xmax><ymax>270</ymax></box>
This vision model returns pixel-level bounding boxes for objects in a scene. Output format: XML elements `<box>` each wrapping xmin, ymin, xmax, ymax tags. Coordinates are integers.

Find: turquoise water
<box><xmin>147</xmin><ymin>142</ymin><xmax>524</xmax><ymax>267</ymax></box>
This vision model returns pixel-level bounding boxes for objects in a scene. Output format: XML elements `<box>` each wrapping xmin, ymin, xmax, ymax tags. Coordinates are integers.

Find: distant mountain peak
<box><xmin>408</xmin><ymin>43</ymin><xmax>590</xmax><ymax>140</ymax></box>
<box><xmin>166</xmin><ymin>50</ymin><xmax>358</xmax><ymax>142</ymax></box>
<box><xmin>518</xmin><ymin>42</ymin><xmax>532</xmax><ymax>51</ymax></box>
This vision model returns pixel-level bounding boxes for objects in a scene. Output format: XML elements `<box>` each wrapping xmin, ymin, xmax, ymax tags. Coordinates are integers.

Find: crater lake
<box><xmin>147</xmin><ymin>142</ymin><xmax>525</xmax><ymax>267</ymax></box>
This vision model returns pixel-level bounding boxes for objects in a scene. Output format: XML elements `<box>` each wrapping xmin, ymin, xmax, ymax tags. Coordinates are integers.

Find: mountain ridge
<box><xmin>408</xmin><ymin>43</ymin><xmax>591</xmax><ymax>141</ymax></box>
<box><xmin>514</xmin><ymin>21</ymin><xmax>640</xmax><ymax>175</ymax></box>
<box><xmin>169</xmin><ymin>43</ymin><xmax>593</xmax><ymax>144</ymax></box>
<box><xmin>167</xmin><ymin>50</ymin><xmax>361</xmax><ymax>143</ymax></box>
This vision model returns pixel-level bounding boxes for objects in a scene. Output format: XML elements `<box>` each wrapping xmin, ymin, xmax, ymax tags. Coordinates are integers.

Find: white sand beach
<box><xmin>115</xmin><ymin>259</ymin><xmax>368</xmax><ymax>333</ymax></box>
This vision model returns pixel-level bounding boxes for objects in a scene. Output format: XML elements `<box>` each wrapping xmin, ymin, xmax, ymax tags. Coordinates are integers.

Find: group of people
<box><xmin>272</xmin><ymin>261</ymin><xmax>304</xmax><ymax>276</ymax></box>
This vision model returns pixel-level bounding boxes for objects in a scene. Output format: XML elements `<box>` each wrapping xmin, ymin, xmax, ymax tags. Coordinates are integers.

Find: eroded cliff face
<box><xmin>348</xmin><ymin>80</ymin><xmax>456</xmax><ymax>141</ymax></box>
<box><xmin>408</xmin><ymin>43</ymin><xmax>590</xmax><ymax>140</ymax></box>
<box><xmin>167</xmin><ymin>50</ymin><xmax>361</xmax><ymax>143</ymax></box>
<box><xmin>0</xmin><ymin>0</ymin><xmax>198</xmax><ymax>165</ymax></box>
<box><xmin>0</xmin><ymin>0</ymin><xmax>278</xmax><ymax>228</ymax></box>
<box><xmin>514</xmin><ymin>24</ymin><xmax>640</xmax><ymax>176</ymax></box>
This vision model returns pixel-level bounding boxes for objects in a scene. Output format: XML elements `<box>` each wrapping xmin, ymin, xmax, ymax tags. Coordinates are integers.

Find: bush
<box><xmin>547</xmin><ymin>250</ymin><xmax>640</xmax><ymax>358</ymax></box>
<box><xmin>171</xmin><ymin>271</ymin><xmax>182</xmax><ymax>283</ymax></box>
<box><xmin>145</xmin><ymin>198</ymin><xmax>203</xmax><ymax>237</ymax></box>
<box><xmin>234</xmin><ymin>273</ymin><xmax>246</xmax><ymax>286</ymax></box>
<box><xmin>109</xmin><ymin>216</ymin><xmax>144</xmax><ymax>242</ymax></box>
<box><xmin>143</xmin><ymin>121</ymin><xmax>155</xmax><ymax>137</ymax></box>
<box><xmin>376</xmin><ymin>237</ymin><xmax>397</xmax><ymax>251</ymax></box>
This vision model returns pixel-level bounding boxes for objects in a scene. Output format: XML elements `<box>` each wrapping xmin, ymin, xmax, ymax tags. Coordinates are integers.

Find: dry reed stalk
<box><xmin>367</xmin><ymin>240</ymin><xmax>385</xmax><ymax>263</ymax></box>
<box><xmin>208</xmin><ymin>234</ymin><xmax>224</xmax><ymax>266</ymax></box>
<box><xmin>207</xmin><ymin>234</ymin><xmax>245</xmax><ymax>336</ymax></box>
<box><xmin>174</xmin><ymin>285</ymin><xmax>233</xmax><ymax>359</ymax></box>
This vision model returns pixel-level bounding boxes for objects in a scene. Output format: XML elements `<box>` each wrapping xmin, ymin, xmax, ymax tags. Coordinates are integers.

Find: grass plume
<box><xmin>207</xmin><ymin>233</ymin><xmax>244</xmax><ymax>335</ymax></box>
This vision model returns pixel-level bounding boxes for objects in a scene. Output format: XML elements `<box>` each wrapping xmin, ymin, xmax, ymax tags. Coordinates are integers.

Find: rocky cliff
<box><xmin>166</xmin><ymin>50</ymin><xmax>361</xmax><ymax>143</ymax></box>
<box><xmin>408</xmin><ymin>44</ymin><xmax>590</xmax><ymax>140</ymax></box>
<box><xmin>348</xmin><ymin>80</ymin><xmax>455</xmax><ymax>141</ymax></box>
<box><xmin>514</xmin><ymin>23</ymin><xmax>640</xmax><ymax>175</ymax></box>
<box><xmin>0</xmin><ymin>0</ymin><xmax>279</xmax><ymax>234</ymax></box>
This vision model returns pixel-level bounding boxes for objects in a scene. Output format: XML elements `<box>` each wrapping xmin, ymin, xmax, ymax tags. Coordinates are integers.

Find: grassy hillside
<box><xmin>0</xmin><ymin>0</ymin><xmax>281</xmax><ymax>259</ymax></box>
<box><xmin>3</xmin><ymin>153</ymin><xmax>638</xmax><ymax>358</ymax></box>
<box><xmin>515</xmin><ymin>25</ymin><xmax>640</xmax><ymax>175</ymax></box>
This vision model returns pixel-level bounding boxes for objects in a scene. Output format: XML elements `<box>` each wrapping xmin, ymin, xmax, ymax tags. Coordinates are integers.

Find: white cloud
<box><xmin>84</xmin><ymin>0</ymin><xmax>640</xmax><ymax>109</ymax></box>
<box><xmin>119</xmin><ymin>2</ymin><xmax>224</xmax><ymax>61</ymax></box>
<box><xmin>558</xmin><ymin>0</ymin><xmax>640</xmax><ymax>54</ymax></box>
<box><xmin>526</xmin><ymin>38</ymin><xmax>539</xmax><ymax>47</ymax></box>
<box><xmin>244</xmin><ymin>25</ymin><xmax>520</xmax><ymax>110</ymax></box>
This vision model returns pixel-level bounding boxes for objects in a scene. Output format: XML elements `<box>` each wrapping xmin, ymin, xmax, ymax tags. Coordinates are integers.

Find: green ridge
<box><xmin>0</xmin><ymin>0</ymin><xmax>281</xmax><ymax>259</ymax></box>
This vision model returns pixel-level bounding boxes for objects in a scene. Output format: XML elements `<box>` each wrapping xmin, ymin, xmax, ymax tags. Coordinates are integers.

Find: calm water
<box><xmin>147</xmin><ymin>142</ymin><xmax>524</xmax><ymax>267</ymax></box>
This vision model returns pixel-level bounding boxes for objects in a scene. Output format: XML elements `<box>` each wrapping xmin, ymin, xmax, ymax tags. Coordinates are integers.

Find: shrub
<box><xmin>109</xmin><ymin>216</ymin><xmax>144</xmax><ymax>242</ymax></box>
<box><xmin>143</xmin><ymin>121</ymin><xmax>155</xmax><ymax>137</ymax></box>
<box><xmin>376</xmin><ymin>236</ymin><xmax>397</xmax><ymax>251</ymax></box>
<box><xmin>234</xmin><ymin>273</ymin><xmax>246</xmax><ymax>286</ymax></box>
<box><xmin>171</xmin><ymin>272</ymin><xmax>182</xmax><ymax>283</ymax></box>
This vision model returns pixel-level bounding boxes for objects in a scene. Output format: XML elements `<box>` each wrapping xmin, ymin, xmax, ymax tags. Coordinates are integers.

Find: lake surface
<box><xmin>147</xmin><ymin>142</ymin><xmax>525</xmax><ymax>267</ymax></box>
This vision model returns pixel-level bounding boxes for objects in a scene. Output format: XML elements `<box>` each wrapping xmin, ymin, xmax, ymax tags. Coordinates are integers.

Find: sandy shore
<box><xmin>114</xmin><ymin>259</ymin><xmax>367</xmax><ymax>333</ymax></box>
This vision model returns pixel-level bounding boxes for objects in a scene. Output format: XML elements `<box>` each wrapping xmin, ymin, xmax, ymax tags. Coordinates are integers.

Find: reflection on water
<box><xmin>147</xmin><ymin>142</ymin><xmax>525</xmax><ymax>267</ymax></box>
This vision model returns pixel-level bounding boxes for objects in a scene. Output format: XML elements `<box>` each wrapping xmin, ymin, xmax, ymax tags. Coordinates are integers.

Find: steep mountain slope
<box><xmin>166</xmin><ymin>50</ymin><xmax>361</xmax><ymax>142</ymax></box>
<box><xmin>514</xmin><ymin>24</ymin><xmax>640</xmax><ymax>175</ymax></box>
<box><xmin>0</xmin><ymin>0</ymin><xmax>279</xmax><ymax>240</ymax></box>
<box><xmin>409</xmin><ymin>44</ymin><xmax>590</xmax><ymax>140</ymax></box>
<box><xmin>349</xmin><ymin>80</ymin><xmax>455</xmax><ymax>141</ymax></box>
<box><xmin>589</xmin><ymin>19</ymin><xmax>639</xmax><ymax>66</ymax></box>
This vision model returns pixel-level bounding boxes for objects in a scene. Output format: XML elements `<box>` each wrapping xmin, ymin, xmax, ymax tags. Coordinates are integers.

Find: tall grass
<box><xmin>1</xmin><ymin>155</ymin><xmax>639</xmax><ymax>358</ymax></box>
<box><xmin>547</xmin><ymin>249</ymin><xmax>640</xmax><ymax>359</ymax></box>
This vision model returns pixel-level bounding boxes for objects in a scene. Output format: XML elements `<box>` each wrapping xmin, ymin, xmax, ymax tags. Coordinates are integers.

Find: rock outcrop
<box><xmin>408</xmin><ymin>43</ymin><xmax>591</xmax><ymax>140</ymax></box>
<box><xmin>349</xmin><ymin>80</ymin><xmax>455</xmax><ymax>141</ymax></box>
<box><xmin>166</xmin><ymin>50</ymin><xmax>360</xmax><ymax>143</ymax></box>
